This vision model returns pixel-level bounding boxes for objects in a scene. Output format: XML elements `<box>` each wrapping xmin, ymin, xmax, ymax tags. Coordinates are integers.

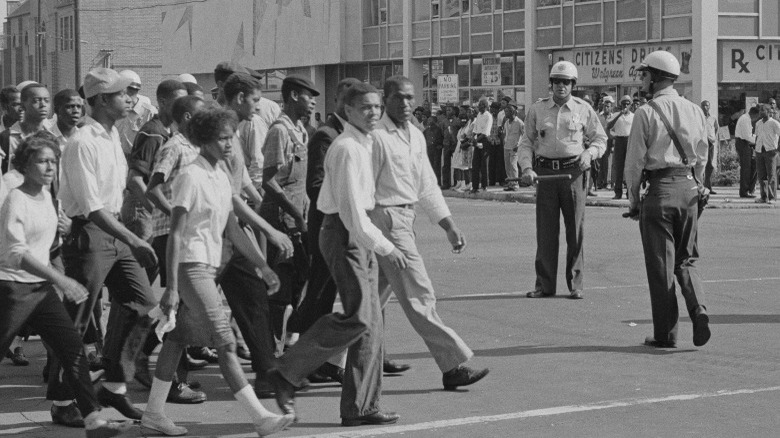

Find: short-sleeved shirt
<box><xmin>236</xmin><ymin>114</ymin><xmax>272</xmax><ymax>190</ymax></box>
<box><xmin>261</xmin><ymin>114</ymin><xmax>309</xmax><ymax>194</ymax></box>
<box><xmin>150</xmin><ymin>132</ymin><xmax>200</xmax><ymax>238</ymax></box>
<box><xmin>0</xmin><ymin>189</ymin><xmax>57</xmax><ymax>283</ymax></box>
<box><xmin>128</xmin><ymin>117</ymin><xmax>171</xmax><ymax>182</ymax></box>
<box><xmin>172</xmin><ymin>155</ymin><xmax>233</xmax><ymax>268</ymax></box>
<box><xmin>755</xmin><ymin>118</ymin><xmax>780</xmax><ymax>152</ymax></box>
<box><xmin>59</xmin><ymin>116</ymin><xmax>128</xmax><ymax>218</ymax></box>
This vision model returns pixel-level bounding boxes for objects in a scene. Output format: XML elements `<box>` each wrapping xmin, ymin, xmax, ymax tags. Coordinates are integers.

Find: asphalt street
<box><xmin>1</xmin><ymin>197</ymin><xmax>779</xmax><ymax>438</ymax></box>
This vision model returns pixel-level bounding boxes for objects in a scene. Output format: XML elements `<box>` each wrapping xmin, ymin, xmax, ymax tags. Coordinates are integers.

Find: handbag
<box><xmin>647</xmin><ymin>100</ymin><xmax>710</xmax><ymax>217</ymax></box>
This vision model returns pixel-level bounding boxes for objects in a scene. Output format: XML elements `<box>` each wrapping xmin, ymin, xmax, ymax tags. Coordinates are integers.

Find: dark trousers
<box><xmin>639</xmin><ymin>173</ymin><xmax>706</xmax><ymax>343</ymax></box>
<box><xmin>534</xmin><ymin>167</ymin><xmax>586</xmax><ymax>294</ymax></box>
<box><xmin>295</xmin><ymin>195</ymin><xmax>338</xmax><ymax>334</ymax></box>
<box><xmin>0</xmin><ymin>281</ymin><xmax>99</xmax><ymax>412</ymax></box>
<box><xmin>441</xmin><ymin>148</ymin><xmax>453</xmax><ymax>189</ymax></box>
<box><xmin>57</xmin><ymin>221</ymin><xmax>156</xmax><ymax>384</ymax></box>
<box><xmin>218</xmin><ymin>253</ymin><xmax>277</xmax><ymax>375</ymax></box>
<box><xmin>427</xmin><ymin>146</ymin><xmax>442</xmax><ymax>186</ymax></box>
<box><xmin>704</xmin><ymin>141</ymin><xmax>715</xmax><ymax>190</ymax></box>
<box><xmin>735</xmin><ymin>139</ymin><xmax>757</xmax><ymax>196</ymax></box>
<box><xmin>471</xmin><ymin>146</ymin><xmax>489</xmax><ymax>190</ymax></box>
<box><xmin>612</xmin><ymin>136</ymin><xmax>628</xmax><ymax>197</ymax></box>
<box><xmin>489</xmin><ymin>143</ymin><xmax>506</xmax><ymax>185</ymax></box>
<box><xmin>756</xmin><ymin>149</ymin><xmax>778</xmax><ymax>201</ymax></box>
<box><xmin>597</xmin><ymin>139</ymin><xmax>613</xmax><ymax>188</ymax></box>
<box><xmin>278</xmin><ymin>214</ymin><xmax>383</xmax><ymax>418</ymax></box>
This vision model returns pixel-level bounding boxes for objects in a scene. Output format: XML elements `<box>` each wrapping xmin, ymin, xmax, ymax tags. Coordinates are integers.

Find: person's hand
<box><xmin>578</xmin><ymin>150</ymin><xmax>593</xmax><ymax>172</ymax></box>
<box><xmin>623</xmin><ymin>203</ymin><xmax>641</xmax><ymax>221</ymax></box>
<box><xmin>159</xmin><ymin>287</ymin><xmax>180</xmax><ymax>316</ymax></box>
<box><xmin>446</xmin><ymin>227</ymin><xmax>466</xmax><ymax>254</ymax></box>
<box><xmin>131</xmin><ymin>239</ymin><xmax>158</xmax><ymax>268</ymax></box>
<box><xmin>294</xmin><ymin>215</ymin><xmax>308</xmax><ymax>234</ymax></box>
<box><xmin>521</xmin><ymin>168</ymin><xmax>537</xmax><ymax>186</ymax></box>
<box><xmin>58</xmin><ymin>211</ymin><xmax>72</xmax><ymax>235</ymax></box>
<box><xmin>268</xmin><ymin>229</ymin><xmax>294</xmax><ymax>260</ymax></box>
<box><xmin>59</xmin><ymin>277</ymin><xmax>88</xmax><ymax>304</ymax></box>
<box><xmin>386</xmin><ymin>248</ymin><xmax>408</xmax><ymax>271</ymax></box>
<box><xmin>259</xmin><ymin>266</ymin><xmax>281</xmax><ymax>295</ymax></box>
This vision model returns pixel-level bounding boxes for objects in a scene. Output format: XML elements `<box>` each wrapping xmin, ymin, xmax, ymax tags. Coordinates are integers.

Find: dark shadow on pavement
<box><xmin>622</xmin><ymin>314</ymin><xmax>780</xmax><ymax>325</ymax></box>
<box><xmin>391</xmin><ymin>344</ymin><xmax>695</xmax><ymax>361</ymax></box>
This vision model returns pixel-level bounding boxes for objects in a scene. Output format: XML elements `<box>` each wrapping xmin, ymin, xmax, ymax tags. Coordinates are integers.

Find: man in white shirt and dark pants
<box><xmin>470</xmin><ymin>99</ymin><xmax>493</xmax><ymax>193</ymax></box>
<box><xmin>753</xmin><ymin>104</ymin><xmax>780</xmax><ymax>204</ymax></box>
<box><xmin>267</xmin><ymin>82</ymin><xmax>404</xmax><ymax>427</ymax></box>
<box><xmin>735</xmin><ymin>106</ymin><xmax>759</xmax><ymax>198</ymax></box>
<box><xmin>606</xmin><ymin>95</ymin><xmax>634</xmax><ymax>199</ymax></box>
<box><xmin>371</xmin><ymin>76</ymin><xmax>489</xmax><ymax>391</ymax></box>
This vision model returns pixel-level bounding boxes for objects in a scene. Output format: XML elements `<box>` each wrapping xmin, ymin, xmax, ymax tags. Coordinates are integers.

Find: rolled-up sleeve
<box><xmin>518</xmin><ymin>108</ymin><xmax>538</xmax><ymax>171</ymax></box>
<box><xmin>63</xmin><ymin>141</ymin><xmax>103</xmax><ymax>215</ymax></box>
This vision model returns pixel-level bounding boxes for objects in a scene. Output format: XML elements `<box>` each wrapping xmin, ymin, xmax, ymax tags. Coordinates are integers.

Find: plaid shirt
<box><xmin>150</xmin><ymin>132</ymin><xmax>200</xmax><ymax>238</ymax></box>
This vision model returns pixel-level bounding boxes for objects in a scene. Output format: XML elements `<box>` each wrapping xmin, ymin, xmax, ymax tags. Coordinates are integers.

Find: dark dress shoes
<box><xmin>167</xmin><ymin>382</ymin><xmax>206</xmax><ymax>404</ymax></box>
<box><xmin>692</xmin><ymin>306</ymin><xmax>711</xmax><ymax>347</ymax></box>
<box><xmin>6</xmin><ymin>347</ymin><xmax>29</xmax><ymax>366</ymax></box>
<box><xmin>51</xmin><ymin>403</ymin><xmax>85</xmax><ymax>427</ymax></box>
<box><xmin>442</xmin><ymin>365</ymin><xmax>490</xmax><ymax>390</ymax></box>
<box><xmin>643</xmin><ymin>336</ymin><xmax>677</xmax><ymax>348</ymax></box>
<box><xmin>383</xmin><ymin>359</ymin><xmax>411</xmax><ymax>374</ymax></box>
<box><xmin>255</xmin><ymin>377</ymin><xmax>275</xmax><ymax>399</ymax></box>
<box><xmin>568</xmin><ymin>290</ymin><xmax>584</xmax><ymax>300</ymax></box>
<box><xmin>526</xmin><ymin>289</ymin><xmax>554</xmax><ymax>298</ymax></box>
<box><xmin>187</xmin><ymin>346</ymin><xmax>218</xmax><ymax>363</ymax></box>
<box><xmin>342</xmin><ymin>411</ymin><xmax>400</xmax><ymax>427</ymax></box>
<box><xmin>267</xmin><ymin>369</ymin><xmax>297</xmax><ymax>420</ymax></box>
<box><xmin>319</xmin><ymin>362</ymin><xmax>345</xmax><ymax>384</ymax></box>
<box><xmin>97</xmin><ymin>387</ymin><xmax>142</xmax><ymax>420</ymax></box>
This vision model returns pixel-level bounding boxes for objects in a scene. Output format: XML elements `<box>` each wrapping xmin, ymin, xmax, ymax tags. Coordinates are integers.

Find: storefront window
<box><xmin>515</xmin><ymin>55</ymin><xmax>525</xmax><ymax>86</ymax></box>
<box><xmin>457</xmin><ymin>58</ymin><xmax>470</xmax><ymax>87</ymax></box>
<box><xmin>471</xmin><ymin>57</ymin><xmax>483</xmax><ymax>86</ymax></box>
<box><xmin>500</xmin><ymin>55</ymin><xmax>513</xmax><ymax>85</ymax></box>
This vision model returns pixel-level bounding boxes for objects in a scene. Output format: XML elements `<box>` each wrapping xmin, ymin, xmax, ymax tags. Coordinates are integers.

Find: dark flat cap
<box><xmin>214</xmin><ymin>61</ymin><xmax>248</xmax><ymax>76</ymax></box>
<box><xmin>283</xmin><ymin>74</ymin><xmax>320</xmax><ymax>96</ymax></box>
<box><xmin>507</xmin><ymin>99</ymin><xmax>519</xmax><ymax>109</ymax></box>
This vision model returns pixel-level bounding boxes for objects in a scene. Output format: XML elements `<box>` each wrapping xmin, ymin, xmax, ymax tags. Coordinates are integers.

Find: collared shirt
<box><xmin>503</xmin><ymin>116</ymin><xmax>524</xmax><ymax>150</ymax></box>
<box><xmin>262</xmin><ymin>113</ymin><xmax>308</xmax><ymax>193</ymax></box>
<box><xmin>472</xmin><ymin>110</ymin><xmax>493</xmax><ymax>136</ymax></box>
<box><xmin>150</xmin><ymin>132</ymin><xmax>201</xmax><ymax>238</ymax></box>
<box><xmin>237</xmin><ymin>114</ymin><xmax>273</xmax><ymax>190</ymax></box>
<box><xmin>625</xmin><ymin>87</ymin><xmax>708</xmax><ymax>205</ymax></box>
<box><xmin>128</xmin><ymin>117</ymin><xmax>171</xmax><ymax>182</ymax></box>
<box><xmin>704</xmin><ymin>114</ymin><xmax>719</xmax><ymax>145</ymax></box>
<box><xmin>172</xmin><ymin>154</ymin><xmax>233</xmax><ymax>268</ymax></box>
<box><xmin>754</xmin><ymin>117</ymin><xmax>780</xmax><ymax>152</ymax></box>
<box><xmin>307</xmin><ymin>113</ymin><xmax>345</xmax><ymax>196</ymax></box>
<box><xmin>0</xmin><ymin>189</ymin><xmax>57</xmax><ymax>283</ymax></box>
<box><xmin>47</xmin><ymin>122</ymin><xmax>77</xmax><ymax>151</ymax></box>
<box><xmin>518</xmin><ymin>96</ymin><xmax>607</xmax><ymax>171</ymax></box>
<box><xmin>373</xmin><ymin>114</ymin><xmax>451</xmax><ymax>224</ymax></box>
<box><xmin>610</xmin><ymin>112</ymin><xmax>634</xmax><ymax>137</ymax></box>
<box><xmin>115</xmin><ymin>94</ymin><xmax>158</xmax><ymax>155</ymax></box>
<box><xmin>59</xmin><ymin>116</ymin><xmax>127</xmax><ymax>217</ymax></box>
<box><xmin>735</xmin><ymin>113</ymin><xmax>756</xmax><ymax>144</ymax></box>
<box><xmin>317</xmin><ymin>122</ymin><xmax>395</xmax><ymax>256</ymax></box>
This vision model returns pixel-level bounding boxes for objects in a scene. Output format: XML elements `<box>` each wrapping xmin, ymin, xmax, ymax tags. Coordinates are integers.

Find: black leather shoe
<box><xmin>255</xmin><ymin>376</ymin><xmax>275</xmax><ymax>399</ymax></box>
<box><xmin>97</xmin><ymin>387</ymin><xmax>142</xmax><ymax>420</ymax></box>
<box><xmin>187</xmin><ymin>346</ymin><xmax>218</xmax><ymax>363</ymax></box>
<box><xmin>527</xmin><ymin>290</ymin><xmax>554</xmax><ymax>298</ymax></box>
<box><xmin>342</xmin><ymin>411</ymin><xmax>400</xmax><ymax>427</ymax></box>
<box><xmin>319</xmin><ymin>362</ymin><xmax>345</xmax><ymax>384</ymax></box>
<box><xmin>186</xmin><ymin>380</ymin><xmax>201</xmax><ymax>390</ymax></box>
<box><xmin>442</xmin><ymin>365</ymin><xmax>489</xmax><ymax>390</ymax></box>
<box><xmin>643</xmin><ymin>336</ymin><xmax>677</xmax><ymax>348</ymax></box>
<box><xmin>568</xmin><ymin>290</ymin><xmax>584</xmax><ymax>300</ymax></box>
<box><xmin>267</xmin><ymin>369</ymin><xmax>296</xmax><ymax>420</ymax></box>
<box><xmin>87</xmin><ymin>352</ymin><xmax>104</xmax><ymax>371</ymax></box>
<box><xmin>51</xmin><ymin>403</ymin><xmax>85</xmax><ymax>427</ymax></box>
<box><xmin>692</xmin><ymin>307</ymin><xmax>711</xmax><ymax>347</ymax></box>
<box><xmin>383</xmin><ymin>359</ymin><xmax>410</xmax><ymax>374</ymax></box>
<box><xmin>307</xmin><ymin>371</ymin><xmax>331</xmax><ymax>384</ymax></box>
<box><xmin>167</xmin><ymin>382</ymin><xmax>207</xmax><ymax>404</ymax></box>
<box><xmin>7</xmin><ymin>347</ymin><xmax>29</xmax><ymax>366</ymax></box>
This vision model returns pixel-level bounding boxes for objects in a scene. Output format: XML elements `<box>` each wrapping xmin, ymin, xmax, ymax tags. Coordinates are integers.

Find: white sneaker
<box><xmin>142</xmin><ymin>412</ymin><xmax>188</xmax><ymax>436</ymax></box>
<box><xmin>463</xmin><ymin>183</ymin><xmax>472</xmax><ymax>191</ymax></box>
<box><xmin>254</xmin><ymin>413</ymin><xmax>295</xmax><ymax>436</ymax></box>
<box><xmin>454</xmin><ymin>181</ymin><xmax>464</xmax><ymax>190</ymax></box>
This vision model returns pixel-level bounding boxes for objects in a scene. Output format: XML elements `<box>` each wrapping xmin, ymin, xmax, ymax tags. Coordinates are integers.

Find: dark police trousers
<box><xmin>735</xmin><ymin>139</ymin><xmax>757</xmax><ymax>197</ymax></box>
<box><xmin>640</xmin><ymin>170</ymin><xmax>706</xmax><ymax>343</ymax></box>
<box><xmin>534</xmin><ymin>166</ymin><xmax>586</xmax><ymax>294</ymax></box>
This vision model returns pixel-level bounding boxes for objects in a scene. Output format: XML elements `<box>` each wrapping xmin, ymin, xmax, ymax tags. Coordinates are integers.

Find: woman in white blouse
<box><xmin>140</xmin><ymin>108</ymin><xmax>292</xmax><ymax>437</ymax></box>
<box><xmin>0</xmin><ymin>136</ymin><xmax>130</xmax><ymax>437</ymax></box>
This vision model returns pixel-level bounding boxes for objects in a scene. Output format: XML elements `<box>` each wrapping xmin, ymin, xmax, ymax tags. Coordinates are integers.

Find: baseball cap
<box><xmin>283</xmin><ymin>75</ymin><xmax>320</xmax><ymax>97</ymax></box>
<box><xmin>83</xmin><ymin>68</ymin><xmax>133</xmax><ymax>99</ymax></box>
<box><xmin>16</xmin><ymin>80</ymin><xmax>38</xmax><ymax>92</ymax></box>
<box><xmin>177</xmin><ymin>73</ymin><xmax>197</xmax><ymax>84</ymax></box>
<box><xmin>602</xmin><ymin>95</ymin><xmax>615</xmax><ymax>104</ymax></box>
<box><xmin>620</xmin><ymin>95</ymin><xmax>633</xmax><ymax>104</ymax></box>
<box><xmin>507</xmin><ymin>100</ymin><xmax>519</xmax><ymax>109</ymax></box>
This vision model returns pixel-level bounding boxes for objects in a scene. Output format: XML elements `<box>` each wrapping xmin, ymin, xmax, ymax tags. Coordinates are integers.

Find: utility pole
<box><xmin>36</xmin><ymin>0</ymin><xmax>42</xmax><ymax>82</ymax></box>
<box><xmin>74</xmin><ymin>0</ymin><xmax>81</xmax><ymax>85</ymax></box>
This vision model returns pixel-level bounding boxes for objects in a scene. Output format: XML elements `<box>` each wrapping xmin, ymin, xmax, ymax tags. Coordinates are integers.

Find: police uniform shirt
<box><xmin>610</xmin><ymin>112</ymin><xmax>634</xmax><ymax>137</ymax></box>
<box><xmin>518</xmin><ymin>96</ymin><xmax>607</xmax><ymax>171</ymax></box>
<box><xmin>624</xmin><ymin>87</ymin><xmax>708</xmax><ymax>206</ymax></box>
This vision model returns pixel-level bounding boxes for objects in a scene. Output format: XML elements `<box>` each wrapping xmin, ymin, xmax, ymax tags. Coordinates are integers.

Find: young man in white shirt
<box><xmin>735</xmin><ymin>107</ymin><xmax>759</xmax><ymax>198</ymax></box>
<box><xmin>753</xmin><ymin>104</ymin><xmax>780</xmax><ymax>203</ymax></box>
<box><xmin>606</xmin><ymin>95</ymin><xmax>634</xmax><ymax>199</ymax></box>
<box><xmin>470</xmin><ymin>98</ymin><xmax>493</xmax><ymax>193</ymax></box>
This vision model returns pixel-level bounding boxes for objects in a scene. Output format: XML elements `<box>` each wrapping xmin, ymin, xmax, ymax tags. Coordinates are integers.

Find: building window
<box><xmin>60</xmin><ymin>16</ymin><xmax>74</xmax><ymax>51</ymax></box>
<box><xmin>716</xmin><ymin>0</ymin><xmax>780</xmax><ymax>38</ymax></box>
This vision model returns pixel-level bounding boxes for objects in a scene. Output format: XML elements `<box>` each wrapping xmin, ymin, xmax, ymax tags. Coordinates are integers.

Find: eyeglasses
<box><xmin>551</xmin><ymin>78</ymin><xmax>573</xmax><ymax>86</ymax></box>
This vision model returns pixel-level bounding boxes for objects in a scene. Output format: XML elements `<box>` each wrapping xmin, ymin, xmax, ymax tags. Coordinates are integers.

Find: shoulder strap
<box><xmin>647</xmin><ymin>100</ymin><xmax>691</xmax><ymax>165</ymax></box>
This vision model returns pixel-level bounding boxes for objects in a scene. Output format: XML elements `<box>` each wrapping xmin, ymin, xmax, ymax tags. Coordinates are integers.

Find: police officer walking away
<box><xmin>520</xmin><ymin>61</ymin><xmax>607</xmax><ymax>300</ymax></box>
<box><xmin>624</xmin><ymin>50</ymin><xmax>711</xmax><ymax>349</ymax></box>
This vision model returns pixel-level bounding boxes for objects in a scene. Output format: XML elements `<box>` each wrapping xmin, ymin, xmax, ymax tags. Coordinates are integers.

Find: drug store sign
<box><xmin>552</xmin><ymin>44</ymin><xmax>693</xmax><ymax>86</ymax></box>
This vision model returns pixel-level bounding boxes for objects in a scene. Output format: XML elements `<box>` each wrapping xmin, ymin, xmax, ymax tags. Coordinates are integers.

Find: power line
<box><xmin>79</xmin><ymin>0</ymin><xmax>210</xmax><ymax>12</ymax></box>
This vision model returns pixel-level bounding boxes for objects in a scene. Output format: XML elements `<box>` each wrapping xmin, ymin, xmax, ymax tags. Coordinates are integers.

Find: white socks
<box><xmin>234</xmin><ymin>384</ymin><xmax>273</xmax><ymax>422</ymax></box>
<box><xmin>146</xmin><ymin>378</ymin><xmax>173</xmax><ymax>416</ymax></box>
<box><xmin>52</xmin><ymin>400</ymin><xmax>74</xmax><ymax>407</ymax></box>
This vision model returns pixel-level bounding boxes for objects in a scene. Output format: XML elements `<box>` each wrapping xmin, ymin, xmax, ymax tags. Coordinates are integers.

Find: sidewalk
<box><xmin>443</xmin><ymin>183</ymin><xmax>776</xmax><ymax>209</ymax></box>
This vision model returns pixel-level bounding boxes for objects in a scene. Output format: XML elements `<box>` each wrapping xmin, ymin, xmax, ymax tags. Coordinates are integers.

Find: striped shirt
<box><xmin>150</xmin><ymin>132</ymin><xmax>200</xmax><ymax>238</ymax></box>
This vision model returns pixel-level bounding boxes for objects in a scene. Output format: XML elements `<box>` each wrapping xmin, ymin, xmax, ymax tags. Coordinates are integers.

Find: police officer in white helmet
<box><xmin>115</xmin><ymin>70</ymin><xmax>158</xmax><ymax>155</ymax></box>
<box><xmin>519</xmin><ymin>61</ymin><xmax>607</xmax><ymax>300</ymax></box>
<box><xmin>624</xmin><ymin>50</ymin><xmax>711</xmax><ymax>349</ymax></box>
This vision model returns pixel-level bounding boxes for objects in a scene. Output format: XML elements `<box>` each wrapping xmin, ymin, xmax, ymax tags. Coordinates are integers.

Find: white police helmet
<box><xmin>637</xmin><ymin>51</ymin><xmax>680</xmax><ymax>80</ymax></box>
<box><xmin>119</xmin><ymin>70</ymin><xmax>142</xmax><ymax>89</ymax></box>
<box><xmin>549</xmin><ymin>61</ymin><xmax>578</xmax><ymax>81</ymax></box>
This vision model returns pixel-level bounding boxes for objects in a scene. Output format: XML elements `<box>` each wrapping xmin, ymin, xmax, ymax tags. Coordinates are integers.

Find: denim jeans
<box><xmin>0</xmin><ymin>281</ymin><xmax>99</xmax><ymax>413</ymax></box>
<box><xmin>278</xmin><ymin>214</ymin><xmax>383</xmax><ymax>419</ymax></box>
<box><xmin>640</xmin><ymin>171</ymin><xmax>706</xmax><ymax>342</ymax></box>
<box><xmin>371</xmin><ymin>206</ymin><xmax>472</xmax><ymax>373</ymax></box>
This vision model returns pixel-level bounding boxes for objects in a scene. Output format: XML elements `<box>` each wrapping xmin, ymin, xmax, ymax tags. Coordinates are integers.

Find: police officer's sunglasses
<box><xmin>550</xmin><ymin>78</ymin><xmax>573</xmax><ymax>86</ymax></box>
